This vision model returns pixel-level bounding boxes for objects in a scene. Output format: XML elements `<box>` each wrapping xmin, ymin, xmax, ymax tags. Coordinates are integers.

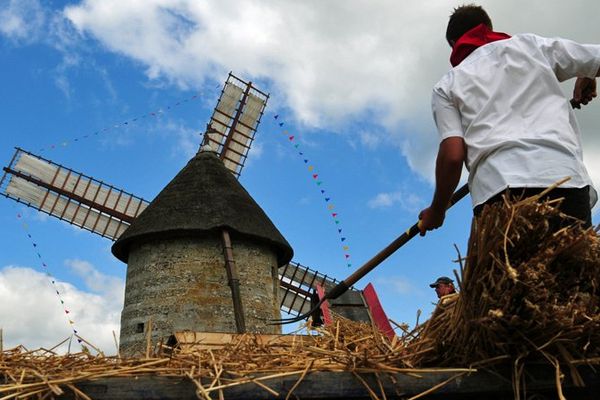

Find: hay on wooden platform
<box><xmin>409</xmin><ymin>191</ymin><xmax>600</xmax><ymax>396</ymax></box>
<box><xmin>0</xmin><ymin>319</ymin><xmax>471</xmax><ymax>400</ymax></box>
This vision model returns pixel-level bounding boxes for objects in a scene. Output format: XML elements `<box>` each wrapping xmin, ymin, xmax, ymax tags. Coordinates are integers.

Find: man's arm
<box><xmin>418</xmin><ymin>137</ymin><xmax>465</xmax><ymax>236</ymax></box>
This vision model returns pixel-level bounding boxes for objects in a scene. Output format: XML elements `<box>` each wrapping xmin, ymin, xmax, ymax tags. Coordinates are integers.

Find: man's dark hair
<box><xmin>446</xmin><ymin>4</ymin><xmax>492</xmax><ymax>46</ymax></box>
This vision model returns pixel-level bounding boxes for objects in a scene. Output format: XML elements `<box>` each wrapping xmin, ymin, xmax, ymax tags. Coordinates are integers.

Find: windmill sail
<box><xmin>1</xmin><ymin>148</ymin><xmax>148</xmax><ymax>240</ymax></box>
<box><xmin>278</xmin><ymin>261</ymin><xmax>359</xmax><ymax>316</ymax></box>
<box><xmin>205</xmin><ymin>81</ymin><xmax>244</xmax><ymax>151</ymax></box>
<box><xmin>204</xmin><ymin>73</ymin><xmax>268</xmax><ymax>178</ymax></box>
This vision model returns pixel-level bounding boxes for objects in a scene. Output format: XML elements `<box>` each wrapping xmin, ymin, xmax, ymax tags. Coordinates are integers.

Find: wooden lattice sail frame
<box><xmin>0</xmin><ymin>147</ymin><xmax>148</xmax><ymax>240</ymax></box>
<box><xmin>203</xmin><ymin>73</ymin><xmax>269</xmax><ymax>178</ymax></box>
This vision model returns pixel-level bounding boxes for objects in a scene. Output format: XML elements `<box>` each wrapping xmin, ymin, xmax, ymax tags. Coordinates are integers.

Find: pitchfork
<box><xmin>271</xmin><ymin>183</ymin><xmax>470</xmax><ymax>325</ymax></box>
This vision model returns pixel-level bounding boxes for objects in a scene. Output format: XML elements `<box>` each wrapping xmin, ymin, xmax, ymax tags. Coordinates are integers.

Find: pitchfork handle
<box><xmin>325</xmin><ymin>183</ymin><xmax>469</xmax><ymax>300</ymax></box>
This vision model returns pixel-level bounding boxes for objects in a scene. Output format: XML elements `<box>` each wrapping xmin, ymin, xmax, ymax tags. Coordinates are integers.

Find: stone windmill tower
<box><xmin>111</xmin><ymin>146</ymin><xmax>293</xmax><ymax>355</ymax></box>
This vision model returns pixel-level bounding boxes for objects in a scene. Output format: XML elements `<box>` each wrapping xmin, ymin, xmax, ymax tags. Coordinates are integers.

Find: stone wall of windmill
<box><xmin>112</xmin><ymin>148</ymin><xmax>293</xmax><ymax>357</ymax></box>
<box><xmin>119</xmin><ymin>237</ymin><xmax>281</xmax><ymax>354</ymax></box>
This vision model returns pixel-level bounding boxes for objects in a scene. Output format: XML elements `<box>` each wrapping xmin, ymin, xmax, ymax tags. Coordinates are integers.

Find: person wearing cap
<box><xmin>430</xmin><ymin>276</ymin><xmax>456</xmax><ymax>299</ymax></box>
<box><xmin>418</xmin><ymin>4</ymin><xmax>599</xmax><ymax>236</ymax></box>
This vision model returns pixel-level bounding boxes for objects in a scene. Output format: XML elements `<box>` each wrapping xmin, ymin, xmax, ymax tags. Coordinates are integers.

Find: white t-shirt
<box><xmin>432</xmin><ymin>33</ymin><xmax>600</xmax><ymax>208</ymax></box>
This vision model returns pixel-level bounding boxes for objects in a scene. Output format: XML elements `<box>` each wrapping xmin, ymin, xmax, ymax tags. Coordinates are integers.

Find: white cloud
<box><xmin>164</xmin><ymin>120</ymin><xmax>202</xmax><ymax>160</ymax></box>
<box><xmin>368</xmin><ymin>193</ymin><xmax>394</xmax><ymax>208</ymax></box>
<box><xmin>243</xmin><ymin>141</ymin><xmax>264</xmax><ymax>170</ymax></box>
<box><xmin>0</xmin><ymin>0</ymin><xmax>89</xmax><ymax>99</ymax></box>
<box><xmin>63</xmin><ymin>0</ymin><xmax>439</xmax><ymax>127</ymax></box>
<box><xmin>65</xmin><ymin>259</ymin><xmax>124</xmax><ymax>304</ymax></box>
<box><xmin>0</xmin><ymin>264</ymin><xmax>123</xmax><ymax>354</ymax></box>
<box><xmin>359</xmin><ymin>131</ymin><xmax>383</xmax><ymax>150</ymax></box>
<box><xmin>373</xmin><ymin>275</ymin><xmax>418</xmax><ymax>296</ymax></box>
<box><xmin>368</xmin><ymin>190</ymin><xmax>424</xmax><ymax>213</ymax></box>
<box><xmin>61</xmin><ymin>0</ymin><xmax>600</xmax><ymax>192</ymax></box>
<box><xmin>0</xmin><ymin>0</ymin><xmax>46</xmax><ymax>43</ymax></box>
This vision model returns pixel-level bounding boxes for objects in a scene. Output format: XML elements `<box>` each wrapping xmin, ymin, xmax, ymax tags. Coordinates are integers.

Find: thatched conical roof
<box><xmin>112</xmin><ymin>148</ymin><xmax>293</xmax><ymax>265</ymax></box>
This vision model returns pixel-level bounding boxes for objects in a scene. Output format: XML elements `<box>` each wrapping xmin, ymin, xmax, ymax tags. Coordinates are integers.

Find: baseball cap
<box><xmin>429</xmin><ymin>276</ymin><xmax>454</xmax><ymax>288</ymax></box>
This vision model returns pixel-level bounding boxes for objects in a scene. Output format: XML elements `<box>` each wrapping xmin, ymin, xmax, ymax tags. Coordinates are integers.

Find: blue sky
<box><xmin>0</xmin><ymin>0</ymin><xmax>598</xmax><ymax>353</ymax></box>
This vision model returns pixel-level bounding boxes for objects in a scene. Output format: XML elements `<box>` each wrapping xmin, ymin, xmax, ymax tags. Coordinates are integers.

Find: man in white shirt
<box><xmin>419</xmin><ymin>4</ymin><xmax>600</xmax><ymax>235</ymax></box>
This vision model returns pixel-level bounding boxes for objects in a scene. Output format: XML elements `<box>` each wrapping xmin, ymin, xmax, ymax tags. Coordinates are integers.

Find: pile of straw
<box><xmin>0</xmin><ymin>319</ymin><xmax>471</xmax><ymax>400</ymax></box>
<box><xmin>410</xmin><ymin>193</ymin><xmax>600</xmax><ymax>394</ymax></box>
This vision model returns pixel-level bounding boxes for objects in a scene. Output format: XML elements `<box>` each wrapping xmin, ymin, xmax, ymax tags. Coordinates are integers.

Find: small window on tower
<box><xmin>136</xmin><ymin>323</ymin><xmax>144</xmax><ymax>333</ymax></box>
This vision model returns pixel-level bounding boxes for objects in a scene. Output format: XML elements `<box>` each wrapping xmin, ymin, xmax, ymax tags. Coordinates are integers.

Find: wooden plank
<box><xmin>60</xmin><ymin>368</ymin><xmax>600</xmax><ymax>400</ymax></box>
<box><xmin>171</xmin><ymin>331</ymin><xmax>317</xmax><ymax>351</ymax></box>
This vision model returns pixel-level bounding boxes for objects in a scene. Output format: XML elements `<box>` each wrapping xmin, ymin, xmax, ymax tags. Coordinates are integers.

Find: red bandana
<box><xmin>450</xmin><ymin>23</ymin><xmax>511</xmax><ymax>67</ymax></box>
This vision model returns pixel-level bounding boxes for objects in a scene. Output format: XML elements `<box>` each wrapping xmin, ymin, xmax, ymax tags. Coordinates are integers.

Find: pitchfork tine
<box><xmin>270</xmin><ymin>184</ymin><xmax>470</xmax><ymax>326</ymax></box>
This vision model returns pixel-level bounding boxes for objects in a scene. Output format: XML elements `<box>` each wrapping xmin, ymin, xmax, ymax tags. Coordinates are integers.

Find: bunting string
<box><xmin>37</xmin><ymin>84</ymin><xmax>221</xmax><ymax>153</ymax></box>
<box><xmin>273</xmin><ymin>114</ymin><xmax>352</xmax><ymax>268</ymax></box>
<box><xmin>15</xmin><ymin>212</ymin><xmax>83</xmax><ymax>346</ymax></box>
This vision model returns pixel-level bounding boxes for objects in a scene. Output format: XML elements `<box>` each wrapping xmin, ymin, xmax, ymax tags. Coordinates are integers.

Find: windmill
<box><xmin>1</xmin><ymin>73</ymin><xmax>389</xmax><ymax>354</ymax></box>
